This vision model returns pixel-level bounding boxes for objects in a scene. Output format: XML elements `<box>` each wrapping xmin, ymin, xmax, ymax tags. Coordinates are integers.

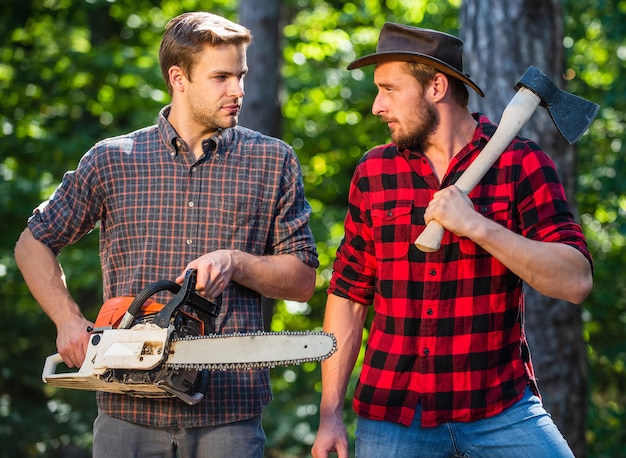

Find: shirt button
<box><xmin>481</xmin><ymin>206</ymin><xmax>488</xmax><ymax>213</ymax></box>
<box><xmin>188</xmin><ymin>201</ymin><xmax>194</xmax><ymax>208</ymax></box>
<box><xmin>429</xmin><ymin>269</ymin><xmax>437</xmax><ymax>276</ymax></box>
<box><xmin>426</xmin><ymin>308</ymin><xmax>433</xmax><ymax>315</ymax></box>
<box><xmin>186</xmin><ymin>239</ymin><xmax>193</xmax><ymax>245</ymax></box>
<box><xmin>423</xmin><ymin>348</ymin><xmax>430</xmax><ymax>355</ymax></box>
<box><xmin>387</xmin><ymin>211</ymin><xmax>393</xmax><ymax>217</ymax></box>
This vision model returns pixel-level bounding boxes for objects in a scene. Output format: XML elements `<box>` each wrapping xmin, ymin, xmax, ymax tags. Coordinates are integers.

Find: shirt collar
<box><xmin>158</xmin><ymin>105</ymin><xmax>181</xmax><ymax>159</ymax></box>
<box><xmin>451</xmin><ymin>112</ymin><xmax>494</xmax><ymax>165</ymax></box>
<box><xmin>157</xmin><ymin>105</ymin><xmax>227</xmax><ymax>160</ymax></box>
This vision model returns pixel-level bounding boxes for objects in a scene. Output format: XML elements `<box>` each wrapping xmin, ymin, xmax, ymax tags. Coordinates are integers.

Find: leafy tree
<box><xmin>564</xmin><ymin>0</ymin><xmax>626</xmax><ymax>455</ymax></box>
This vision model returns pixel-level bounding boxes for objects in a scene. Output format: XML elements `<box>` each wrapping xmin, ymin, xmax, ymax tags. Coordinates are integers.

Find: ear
<box><xmin>168</xmin><ymin>66</ymin><xmax>187</xmax><ymax>93</ymax></box>
<box><xmin>430</xmin><ymin>73</ymin><xmax>449</xmax><ymax>102</ymax></box>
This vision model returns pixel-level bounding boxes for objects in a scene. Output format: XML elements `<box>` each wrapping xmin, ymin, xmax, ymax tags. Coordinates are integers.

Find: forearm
<box><xmin>470</xmin><ymin>218</ymin><xmax>593</xmax><ymax>304</ymax></box>
<box><xmin>319</xmin><ymin>294</ymin><xmax>368</xmax><ymax>418</ymax></box>
<box><xmin>15</xmin><ymin>229</ymin><xmax>84</xmax><ymax>326</ymax></box>
<box><xmin>231</xmin><ymin>251</ymin><xmax>316</xmax><ymax>302</ymax></box>
<box><xmin>15</xmin><ymin>228</ymin><xmax>92</xmax><ymax>367</ymax></box>
<box><xmin>426</xmin><ymin>185</ymin><xmax>593</xmax><ymax>304</ymax></box>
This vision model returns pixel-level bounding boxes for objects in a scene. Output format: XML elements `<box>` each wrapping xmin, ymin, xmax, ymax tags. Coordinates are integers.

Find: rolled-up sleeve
<box><xmin>328</xmin><ymin>162</ymin><xmax>376</xmax><ymax>305</ymax></box>
<box><xmin>28</xmin><ymin>147</ymin><xmax>104</xmax><ymax>255</ymax></box>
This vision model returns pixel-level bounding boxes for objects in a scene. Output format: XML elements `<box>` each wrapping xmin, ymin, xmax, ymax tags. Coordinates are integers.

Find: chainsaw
<box><xmin>42</xmin><ymin>269</ymin><xmax>336</xmax><ymax>405</ymax></box>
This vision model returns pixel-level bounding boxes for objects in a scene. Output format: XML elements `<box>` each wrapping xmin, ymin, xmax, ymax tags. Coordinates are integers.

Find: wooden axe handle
<box><xmin>414</xmin><ymin>87</ymin><xmax>542</xmax><ymax>252</ymax></box>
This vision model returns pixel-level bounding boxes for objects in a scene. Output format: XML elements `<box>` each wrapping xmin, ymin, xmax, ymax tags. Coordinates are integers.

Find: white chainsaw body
<box><xmin>43</xmin><ymin>324</ymin><xmax>177</xmax><ymax>398</ymax></box>
<box><xmin>42</xmin><ymin>323</ymin><xmax>335</xmax><ymax>404</ymax></box>
<box><xmin>41</xmin><ymin>270</ymin><xmax>336</xmax><ymax>405</ymax></box>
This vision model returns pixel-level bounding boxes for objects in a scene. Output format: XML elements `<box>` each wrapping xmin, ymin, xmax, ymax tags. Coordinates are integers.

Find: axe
<box><xmin>414</xmin><ymin>65</ymin><xmax>599</xmax><ymax>252</ymax></box>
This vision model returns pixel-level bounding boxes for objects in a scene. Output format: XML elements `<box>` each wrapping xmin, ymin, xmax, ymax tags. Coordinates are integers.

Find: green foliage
<box><xmin>564</xmin><ymin>0</ymin><xmax>626</xmax><ymax>455</ymax></box>
<box><xmin>1</xmin><ymin>0</ymin><xmax>624</xmax><ymax>456</ymax></box>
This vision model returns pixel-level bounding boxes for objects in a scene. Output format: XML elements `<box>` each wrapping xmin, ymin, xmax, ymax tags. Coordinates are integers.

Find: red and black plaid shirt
<box><xmin>328</xmin><ymin>114</ymin><xmax>591</xmax><ymax>428</ymax></box>
<box><xmin>29</xmin><ymin>106</ymin><xmax>318</xmax><ymax>428</ymax></box>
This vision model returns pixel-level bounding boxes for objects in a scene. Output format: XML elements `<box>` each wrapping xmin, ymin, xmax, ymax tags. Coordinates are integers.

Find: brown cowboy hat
<box><xmin>347</xmin><ymin>22</ymin><xmax>484</xmax><ymax>97</ymax></box>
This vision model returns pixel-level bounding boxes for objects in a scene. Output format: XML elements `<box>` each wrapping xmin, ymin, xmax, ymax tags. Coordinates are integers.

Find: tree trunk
<box><xmin>238</xmin><ymin>0</ymin><xmax>282</xmax><ymax>138</ymax></box>
<box><xmin>238</xmin><ymin>0</ymin><xmax>283</xmax><ymax>331</ymax></box>
<box><xmin>460</xmin><ymin>1</ymin><xmax>587</xmax><ymax>456</ymax></box>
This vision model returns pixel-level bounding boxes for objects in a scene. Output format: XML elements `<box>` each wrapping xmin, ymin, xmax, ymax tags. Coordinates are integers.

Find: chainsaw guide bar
<box><xmin>166</xmin><ymin>331</ymin><xmax>337</xmax><ymax>371</ymax></box>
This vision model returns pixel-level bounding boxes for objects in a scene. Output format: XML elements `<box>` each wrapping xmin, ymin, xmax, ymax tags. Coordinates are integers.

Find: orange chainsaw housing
<box><xmin>94</xmin><ymin>297</ymin><xmax>163</xmax><ymax>328</ymax></box>
<box><xmin>94</xmin><ymin>297</ymin><xmax>204</xmax><ymax>334</ymax></box>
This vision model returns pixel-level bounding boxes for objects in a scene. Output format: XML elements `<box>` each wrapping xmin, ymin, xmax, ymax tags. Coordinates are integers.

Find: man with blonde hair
<box><xmin>16</xmin><ymin>12</ymin><xmax>318</xmax><ymax>457</ymax></box>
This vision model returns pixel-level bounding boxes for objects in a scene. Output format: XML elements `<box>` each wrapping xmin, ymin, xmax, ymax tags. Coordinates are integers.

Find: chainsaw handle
<box><xmin>153</xmin><ymin>269</ymin><xmax>196</xmax><ymax>328</ymax></box>
<box><xmin>118</xmin><ymin>269</ymin><xmax>221</xmax><ymax>329</ymax></box>
<box><xmin>42</xmin><ymin>353</ymin><xmax>66</xmax><ymax>381</ymax></box>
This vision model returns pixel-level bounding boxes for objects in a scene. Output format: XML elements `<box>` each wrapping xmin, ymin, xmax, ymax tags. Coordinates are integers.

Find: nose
<box><xmin>372</xmin><ymin>92</ymin><xmax>384</xmax><ymax>116</ymax></box>
<box><xmin>229</xmin><ymin>78</ymin><xmax>245</xmax><ymax>99</ymax></box>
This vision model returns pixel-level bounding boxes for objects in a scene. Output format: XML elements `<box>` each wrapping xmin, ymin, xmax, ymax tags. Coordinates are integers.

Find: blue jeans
<box><xmin>355</xmin><ymin>387</ymin><xmax>574</xmax><ymax>458</ymax></box>
<box><xmin>92</xmin><ymin>409</ymin><xmax>265</xmax><ymax>458</ymax></box>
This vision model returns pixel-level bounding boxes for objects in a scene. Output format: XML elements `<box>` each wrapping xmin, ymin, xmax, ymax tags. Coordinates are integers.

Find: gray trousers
<box><xmin>92</xmin><ymin>409</ymin><xmax>265</xmax><ymax>458</ymax></box>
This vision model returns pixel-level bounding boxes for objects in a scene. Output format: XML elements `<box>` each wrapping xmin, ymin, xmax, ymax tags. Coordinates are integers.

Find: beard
<box><xmin>186</xmin><ymin>86</ymin><xmax>241</xmax><ymax>132</ymax></box>
<box><xmin>392</xmin><ymin>99</ymin><xmax>439</xmax><ymax>151</ymax></box>
<box><xmin>190</xmin><ymin>103</ymin><xmax>239</xmax><ymax>132</ymax></box>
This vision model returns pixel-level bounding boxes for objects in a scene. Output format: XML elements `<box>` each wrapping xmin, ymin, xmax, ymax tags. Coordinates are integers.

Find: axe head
<box><xmin>514</xmin><ymin>65</ymin><xmax>599</xmax><ymax>144</ymax></box>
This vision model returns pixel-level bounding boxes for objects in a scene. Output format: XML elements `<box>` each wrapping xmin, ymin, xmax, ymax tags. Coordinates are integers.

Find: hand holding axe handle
<box><xmin>414</xmin><ymin>65</ymin><xmax>599</xmax><ymax>252</ymax></box>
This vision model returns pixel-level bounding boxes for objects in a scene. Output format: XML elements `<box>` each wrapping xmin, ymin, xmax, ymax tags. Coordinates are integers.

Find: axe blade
<box><xmin>546</xmin><ymin>89</ymin><xmax>600</xmax><ymax>144</ymax></box>
<box><xmin>515</xmin><ymin>65</ymin><xmax>599</xmax><ymax>144</ymax></box>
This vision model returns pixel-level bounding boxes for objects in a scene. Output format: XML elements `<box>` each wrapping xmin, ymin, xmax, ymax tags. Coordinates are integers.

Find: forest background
<box><xmin>0</xmin><ymin>0</ymin><xmax>624</xmax><ymax>457</ymax></box>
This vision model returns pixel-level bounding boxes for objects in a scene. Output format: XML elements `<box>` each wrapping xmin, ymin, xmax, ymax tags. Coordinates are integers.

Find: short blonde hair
<box><xmin>159</xmin><ymin>12</ymin><xmax>252</xmax><ymax>95</ymax></box>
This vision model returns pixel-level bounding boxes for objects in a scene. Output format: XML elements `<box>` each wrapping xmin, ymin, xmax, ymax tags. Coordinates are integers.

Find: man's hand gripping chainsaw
<box><xmin>42</xmin><ymin>269</ymin><xmax>336</xmax><ymax>405</ymax></box>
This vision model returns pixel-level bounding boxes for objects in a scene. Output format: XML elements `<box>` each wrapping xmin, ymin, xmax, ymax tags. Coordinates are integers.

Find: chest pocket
<box><xmin>371</xmin><ymin>201</ymin><xmax>414</xmax><ymax>261</ymax></box>
<box><xmin>459</xmin><ymin>197</ymin><xmax>513</xmax><ymax>257</ymax></box>
<box><xmin>473</xmin><ymin>197</ymin><xmax>512</xmax><ymax>227</ymax></box>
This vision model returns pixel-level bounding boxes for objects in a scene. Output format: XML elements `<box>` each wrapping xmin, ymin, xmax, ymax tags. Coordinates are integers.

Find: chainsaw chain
<box><xmin>163</xmin><ymin>331</ymin><xmax>336</xmax><ymax>371</ymax></box>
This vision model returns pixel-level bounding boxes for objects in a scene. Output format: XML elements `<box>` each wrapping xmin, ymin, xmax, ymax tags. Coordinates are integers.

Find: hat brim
<box><xmin>347</xmin><ymin>51</ymin><xmax>484</xmax><ymax>97</ymax></box>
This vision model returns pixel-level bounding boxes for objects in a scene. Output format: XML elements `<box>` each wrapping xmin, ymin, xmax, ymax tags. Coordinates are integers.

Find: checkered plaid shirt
<box><xmin>29</xmin><ymin>106</ymin><xmax>318</xmax><ymax>428</ymax></box>
<box><xmin>328</xmin><ymin>113</ymin><xmax>591</xmax><ymax>428</ymax></box>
